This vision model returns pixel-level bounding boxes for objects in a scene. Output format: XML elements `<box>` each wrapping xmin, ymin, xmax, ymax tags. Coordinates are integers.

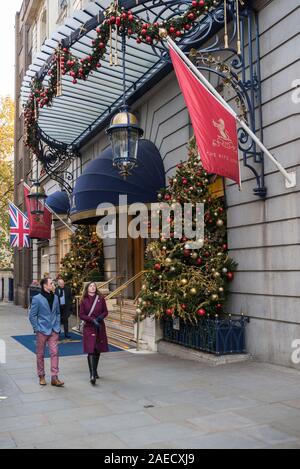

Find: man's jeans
<box><xmin>36</xmin><ymin>331</ymin><xmax>59</xmax><ymax>378</ymax></box>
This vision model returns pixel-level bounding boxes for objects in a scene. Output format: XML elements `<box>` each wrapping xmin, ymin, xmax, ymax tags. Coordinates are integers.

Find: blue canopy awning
<box><xmin>70</xmin><ymin>139</ymin><xmax>166</xmax><ymax>224</ymax></box>
<box><xmin>46</xmin><ymin>190</ymin><xmax>70</xmax><ymax>215</ymax></box>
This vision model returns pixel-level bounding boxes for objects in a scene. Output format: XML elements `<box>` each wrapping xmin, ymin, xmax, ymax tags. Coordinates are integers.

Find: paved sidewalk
<box><xmin>1</xmin><ymin>302</ymin><xmax>300</xmax><ymax>449</ymax></box>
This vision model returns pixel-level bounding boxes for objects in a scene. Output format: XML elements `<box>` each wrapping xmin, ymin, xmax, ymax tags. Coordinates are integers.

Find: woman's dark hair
<box><xmin>81</xmin><ymin>282</ymin><xmax>101</xmax><ymax>303</ymax></box>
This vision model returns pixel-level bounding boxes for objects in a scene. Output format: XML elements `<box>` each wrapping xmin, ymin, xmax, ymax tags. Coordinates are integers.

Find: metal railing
<box><xmin>106</xmin><ymin>271</ymin><xmax>147</xmax><ymax>351</ymax></box>
<box><xmin>163</xmin><ymin>316</ymin><xmax>248</xmax><ymax>356</ymax></box>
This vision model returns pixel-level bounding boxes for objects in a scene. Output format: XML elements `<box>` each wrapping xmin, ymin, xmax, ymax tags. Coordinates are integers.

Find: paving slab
<box><xmin>1</xmin><ymin>303</ymin><xmax>300</xmax><ymax>449</ymax></box>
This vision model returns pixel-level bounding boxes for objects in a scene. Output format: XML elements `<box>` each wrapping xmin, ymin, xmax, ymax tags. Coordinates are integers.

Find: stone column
<box><xmin>49</xmin><ymin>225</ymin><xmax>59</xmax><ymax>279</ymax></box>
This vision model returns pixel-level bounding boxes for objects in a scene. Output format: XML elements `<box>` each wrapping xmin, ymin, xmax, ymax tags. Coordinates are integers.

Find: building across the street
<box><xmin>0</xmin><ymin>269</ymin><xmax>14</xmax><ymax>302</ymax></box>
<box><xmin>15</xmin><ymin>0</ymin><xmax>300</xmax><ymax>368</ymax></box>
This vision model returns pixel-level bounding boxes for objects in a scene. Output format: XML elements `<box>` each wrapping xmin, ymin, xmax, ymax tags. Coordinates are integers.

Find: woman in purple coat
<box><xmin>79</xmin><ymin>282</ymin><xmax>109</xmax><ymax>385</ymax></box>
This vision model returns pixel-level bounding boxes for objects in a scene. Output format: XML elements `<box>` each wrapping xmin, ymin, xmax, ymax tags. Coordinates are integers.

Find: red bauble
<box><xmin>227</xmin><ymin>272</ymin><xmax>234</xmax><ymax>281</ymax></box>
<box><xmin>154</xmin><ymin>264</ymin><xmax>161</xmax><ymax>271</ymax></box>
<box><xmin>166</xmin><ymin>308</ymin><xmax>174</xmax><ymax>316</ymax></box>
<box><xmin>183</xmin><ymin>249</ymin><xmax>191</xmax><ymax>258</ymax></box>
<box><xmin>197</xmin><ymin>309</ymin><xmax>206</xmax><ymax>317</ymax></box>
<box><xmin>181</xmin><ymin>304</ymin><xmax>187</xmax><ymax>310</ymax></box>
<box><xmin>196</xmin><ymin>258</ymin><xmax>203</xmax><ymax>265</ymax></box>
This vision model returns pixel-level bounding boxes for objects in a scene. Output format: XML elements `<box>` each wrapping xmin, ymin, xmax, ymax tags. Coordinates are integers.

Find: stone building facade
<box><xmin>15</xmin><ymin>0</ymin><xmax>300</xmax><ymax>367</ymax></box>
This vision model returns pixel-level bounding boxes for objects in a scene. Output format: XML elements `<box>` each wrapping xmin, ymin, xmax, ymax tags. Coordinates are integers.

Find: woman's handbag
<box><xmin>79</xmin><ymin>295</ymin><xmax>99</xmax><ymax>333</ymax></box>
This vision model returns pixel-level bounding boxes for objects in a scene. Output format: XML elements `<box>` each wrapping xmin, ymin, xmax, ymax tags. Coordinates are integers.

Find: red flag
<box><xmin>169</xmin><ymin>44</ymin><xmax>240</xmax><ymax>185</ymax></box>
<box><xmin>24</xmin><ymin>184</ymin><xmax>52</xmax><ymax>240</ymax></box>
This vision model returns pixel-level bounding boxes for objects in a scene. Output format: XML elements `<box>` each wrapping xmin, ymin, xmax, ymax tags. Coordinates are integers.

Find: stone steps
<box><xmin>106</xmin><ymin>299</ymin><xmax>137</xmax><ymax>350</ymax></box>
<box><xmin>106</xmin><ymin>314</ymin><xmax>134</xmax><ymax>328</ymax></box>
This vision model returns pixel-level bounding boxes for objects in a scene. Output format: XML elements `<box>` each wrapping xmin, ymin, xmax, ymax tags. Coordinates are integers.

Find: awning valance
<box><xmin>70</xmin><ymin>139</ymin><xmax>166</xmax><ymax>224</ymax></box>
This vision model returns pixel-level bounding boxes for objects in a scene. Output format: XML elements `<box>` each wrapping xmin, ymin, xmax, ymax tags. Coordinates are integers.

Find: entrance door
<box><xmin>116</xmin><ymin>218</ymin><xmax>145</xmax><ymax>299</ymax></box>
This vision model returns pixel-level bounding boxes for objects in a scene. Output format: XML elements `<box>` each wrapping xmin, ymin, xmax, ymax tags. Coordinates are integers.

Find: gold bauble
<box><xmin>181</xmin><ymin>279</ymin><xmax>188</xmax><ymax>286</ymax></box>
<box><xmin>190</xmin><ymin>288</ymin><xmax>197</xmax><ymax>296</ymax></box>
<box><xmin>159</xmin><ymin>28</ymin><xmax>168</xmax><ymax>39</ymax></box>
<box><xmin>211</xmin><ymin>294</ymin><xmax>219</xmax><ymax>301</ymax></box>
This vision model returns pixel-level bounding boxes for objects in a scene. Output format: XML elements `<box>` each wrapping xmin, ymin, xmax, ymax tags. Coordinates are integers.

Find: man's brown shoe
<box><xmin>51</xmin><ymin>377</ymin><xmax>65</xmax><ymax>388</ymax></box>
<box><xmin>39</xmin><ymin>377</ymin><xmax>47</xmax><ymax>386</ymax></box>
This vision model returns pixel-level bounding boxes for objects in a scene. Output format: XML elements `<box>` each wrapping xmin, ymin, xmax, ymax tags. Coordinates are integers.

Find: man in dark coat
<box><xmin>55</xmin><ymin>278</ymin><xmax>73</xmax><ymax>340</ymax></box>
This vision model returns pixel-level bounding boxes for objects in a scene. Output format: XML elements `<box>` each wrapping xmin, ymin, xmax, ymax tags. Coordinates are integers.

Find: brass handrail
<box><xmin>83</xmin><ymin>275</ymin><xmax>123</xmax><ymax>293</ymax></box>
<box><xmin>105</xmin><ymin>271</ymin><xmax>147</xmax><ymax>300</ymax></box>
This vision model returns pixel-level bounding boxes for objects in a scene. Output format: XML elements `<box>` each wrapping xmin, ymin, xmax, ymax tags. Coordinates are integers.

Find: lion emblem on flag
<box><xmin>212</xmin><ymin>118</ymin><xmax>237</xmax><ymax>151</ymax></box>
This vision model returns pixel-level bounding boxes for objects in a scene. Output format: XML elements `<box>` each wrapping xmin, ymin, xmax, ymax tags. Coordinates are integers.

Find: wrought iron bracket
<box><xmin>187</xmin><ymin>5</ymin><xmax>267</xmax><ymax>198</ymax></box>
<box><xmin>37</xmin><ymin>128</ymin><xmax>80</xmax><ymax>195</ymax></box>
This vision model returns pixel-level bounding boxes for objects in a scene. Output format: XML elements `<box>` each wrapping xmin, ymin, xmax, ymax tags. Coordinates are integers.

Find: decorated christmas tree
<box><xmin>60</xmin><ymin>225</ymin><xmax>104</xmax><ymax>296</ymax></box>
<box><xmin>138</xmin><ymin>138</ymin><xmax>237</xmax><ymax>323</ymax></box>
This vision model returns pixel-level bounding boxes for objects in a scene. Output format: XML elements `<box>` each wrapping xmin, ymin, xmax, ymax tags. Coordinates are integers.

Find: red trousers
<box><xmin>36</xmin><ymin>332</ymin><xmax>59</xmax><ymax>378</ymax></box>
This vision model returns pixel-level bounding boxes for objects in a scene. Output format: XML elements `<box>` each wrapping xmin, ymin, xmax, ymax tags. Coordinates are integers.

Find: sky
<box><xmin>0</xmin><ymin>1</ymin><xmax>23</xmax><ymax>98</ymax></box>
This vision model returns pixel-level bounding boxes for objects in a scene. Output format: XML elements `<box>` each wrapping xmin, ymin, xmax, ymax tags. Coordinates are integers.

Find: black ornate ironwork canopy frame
<box><xmin>34</xmin><ymin>0</ymin><xmax>266</xmax><ymax>197</ymax></box>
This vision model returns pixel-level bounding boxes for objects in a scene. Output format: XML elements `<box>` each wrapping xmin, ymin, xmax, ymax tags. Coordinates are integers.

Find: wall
<box><xmin>226</xmin><ymin>0</ymin><xmax>300</xmax><ymax>368</ymax></box>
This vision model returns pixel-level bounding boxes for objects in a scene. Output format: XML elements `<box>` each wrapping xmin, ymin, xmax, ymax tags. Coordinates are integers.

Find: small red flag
<box><xmin>24</xmin><ymin>184</ymin><xmax>52</xmax><ymax>240</ymax></box>
<box><xmin>169</xmin><ymin>44</ymin><xmax>241</xmax><ymax>186</ymax></box>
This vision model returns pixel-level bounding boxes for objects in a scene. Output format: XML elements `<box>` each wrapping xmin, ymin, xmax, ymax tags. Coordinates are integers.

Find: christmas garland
<box><xmin>24</xmin><ymin>0</ymin><xmax>222</xmax><ymax>154</ymax></box>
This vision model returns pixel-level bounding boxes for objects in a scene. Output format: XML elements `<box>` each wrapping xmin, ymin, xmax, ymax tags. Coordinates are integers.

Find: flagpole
<box><xmin>45</xmin><ymin>204</ymin><xmax>76</xmax><ymax>234</ymax></box>
<box><xmin>165</xmin><ymin>35</ymin><xmax>296</xmax><ymax>189</ymax></box>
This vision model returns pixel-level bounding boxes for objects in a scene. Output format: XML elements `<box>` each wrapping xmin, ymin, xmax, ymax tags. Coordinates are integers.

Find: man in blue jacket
<box><xmin>29</xmin><ymin>278</ymin><xmax>64</xmax><ymax>387</ymax></box>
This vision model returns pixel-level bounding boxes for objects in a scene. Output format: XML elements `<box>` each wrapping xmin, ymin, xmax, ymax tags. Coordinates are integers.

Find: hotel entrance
<box><xmin>116</xmin><ymin>223</ymin><xmax>145</xmax><ymax>300</ymax></box>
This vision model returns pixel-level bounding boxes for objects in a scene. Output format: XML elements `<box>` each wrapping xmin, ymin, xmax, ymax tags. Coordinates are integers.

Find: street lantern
<box><xmin>106</xmin><ymin>106</ymin><xmax>144</xmax><ymax>179</ymax></box>
<box><xmin>28</xmin><ymin>181</ymin><xmax>47</xmax><ymax>219</ymax></box>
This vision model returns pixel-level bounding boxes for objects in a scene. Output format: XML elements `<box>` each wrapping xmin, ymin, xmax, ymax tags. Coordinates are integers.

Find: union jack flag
<box><xmin>9</xmin><ymin>202</ymin><xmax>30</xmax><ymax>248</ymax></box>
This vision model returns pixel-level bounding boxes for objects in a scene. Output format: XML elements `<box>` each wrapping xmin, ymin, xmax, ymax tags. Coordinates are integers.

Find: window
<box><xmin>57</xmin><ymin>0</ymin><xmax>69</xmax><ymax>25</ymax></box>
<box><xmin>58</xmin><ymin>228</ymin><xmax>72</xmax><ymax>266</ymax></box>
